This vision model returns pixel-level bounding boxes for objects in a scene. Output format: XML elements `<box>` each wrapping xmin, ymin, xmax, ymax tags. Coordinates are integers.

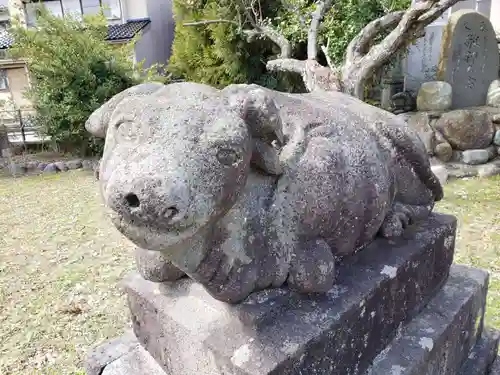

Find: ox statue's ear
<box><xmin>85</xmin><ymin>82</ymin><xmax>165</xmax><ymax>139</ymax></box>
<box><xmin>226</xmin><ymin>85</ymin><xmax>284</xmax><ymax>176</ymax></box>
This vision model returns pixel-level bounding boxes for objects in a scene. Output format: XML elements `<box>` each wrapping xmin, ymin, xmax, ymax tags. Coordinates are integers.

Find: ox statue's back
<box><xmin>85</xmin><ymin>81</ymin><xmax>443</xmax><ymax>303</ymax></box>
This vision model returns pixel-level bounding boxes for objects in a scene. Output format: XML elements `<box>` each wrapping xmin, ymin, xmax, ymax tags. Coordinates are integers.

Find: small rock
<box><xmin>43</xmin><ymin>163</ymin><xmax>60</xmax><ymax>173</ymax></box>
<box><xmin>434</xmin><ymin>109</ymin><xmax>494</xmax><ymax>150</ymax></box>
<box><xmin>462</xmin><ymin>149</ymin><xmax>490</xmax><ymax>165</ymax></box>
<box><xmin>494</xmin><ymin>130</ymin><xmax>500</xmax><ymax>146</ymax></box>
<box><xmin>434</xmin><ymin>142</ymin><xmax>453</xmax><ymax>162</ymax></box>
<box><xmin>492</xmin><ymin>114</ymin><xmax>500</xmax><ymax>124</ymax></box>
<box><xmin>82</xmin><ymin>160</ymin><xmax>94</xmax><ymax>170</ymax></box>
<box><xmin>487</xmin><ymin>79</ymin><xmax>500</xmax><ymax>107</ymax></box>
<box><xmin>54</xmin><ymin>161</ymin><xmax>68</xmax><ymax>171</ymax></box>
<box><xmin>431</xmin><ymin>165</ymin><xmax>449</xmax><ymax>186</ymax></box>
<box><xmin>25</xmin><ymin>161</ymin><xmax>39</xmax><ymax>170</ymax></box>
<box><xmin>478</xmin><ymin>162</ymin><xmax>500</xmax><ymax>178</ymax></box>
<box><xmin>486</xmin><ymin>145</ymin><xmax>497</xmax><ymax>160</ymax></box>
<box><xmin>8</xmin><ymin>163</ymin><xmax>26</xmax><ymax>175</ymax></box>
<box><xmin>1</xmin><ymin>148</ymin><xmax>12</xmax><ymax>158</ymax></box>
<box><xmin>66</xmin><ymin>159</ymin><xmax>83</xmax><ymax>170</ymax></box>
<box><xmin>37</xmin><ymin>162</ymin><xmax>47</xmax><ymax>171</ymax></box>
<box><xmin>446</xmin><ymin>162</ymin><xmax>479</xmax><ymax>179</ymax></box>
<box><xmin>416</xmin><ymin>81</ymin><xmax>452</xmax><ymax>111</ymax></box>
<box><xmin>451</xmin><ymin>150</ymin><xmax>463</xmax><ymax>162</ymax></box>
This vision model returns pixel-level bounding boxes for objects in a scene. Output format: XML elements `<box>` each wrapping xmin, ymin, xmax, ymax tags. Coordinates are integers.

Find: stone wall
<box><xmin>0</xmin><ymin>156</ymin><xmax>100</xmax><ymax>176</ymax></box>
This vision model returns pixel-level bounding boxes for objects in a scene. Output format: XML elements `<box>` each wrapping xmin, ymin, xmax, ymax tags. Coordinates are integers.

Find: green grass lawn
<box><xmin>0</xmin><ymin>171</ymin><xmax>499</xmax><ymax>374</ymax></box>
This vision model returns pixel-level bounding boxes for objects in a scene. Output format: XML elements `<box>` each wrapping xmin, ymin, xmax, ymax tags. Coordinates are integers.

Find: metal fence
<box><xmin>0</xmin><ymin>109</ymin><xmax>51</xmax><ymax>149</ymax></box>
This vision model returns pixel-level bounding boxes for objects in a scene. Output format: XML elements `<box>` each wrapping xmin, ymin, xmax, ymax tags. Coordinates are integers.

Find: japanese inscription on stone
<box><xmin>437</xmin><ymin>9</ymin><xmax>499</xmax><ymax>109</ymax></box>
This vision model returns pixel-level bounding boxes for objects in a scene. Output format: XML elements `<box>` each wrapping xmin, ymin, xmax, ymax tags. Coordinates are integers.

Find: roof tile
<box><xmin>0</xmin><ymin>19</ymin><xmax>151</xmax><ymax>49</ymax></box>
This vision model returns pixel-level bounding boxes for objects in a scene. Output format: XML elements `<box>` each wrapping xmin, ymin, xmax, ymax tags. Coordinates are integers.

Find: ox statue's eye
<box><xmin>114</xmin><ymin>120</ymin><xmax>141</xmax><ymax>142</ymax></box>
<box><xmin>216</xmin><ymin>148</ymin><xmax>240</xmax><ymax>166</ymax></box>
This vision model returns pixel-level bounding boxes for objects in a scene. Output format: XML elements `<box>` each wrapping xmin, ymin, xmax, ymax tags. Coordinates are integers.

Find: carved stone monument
<box><xmin>84</xmin><ymin>82</ymin><xmax>500</xmax><ymax>375</ymax></box>
<box><xmin>404</xmin><ymin>0</ymin><xmax>493</xmax><ymax>93</ymax></box>
<box><xmin>437</xmin><ymin>9</ymin><xmax>500</xmax><ymax>108</ymax></box>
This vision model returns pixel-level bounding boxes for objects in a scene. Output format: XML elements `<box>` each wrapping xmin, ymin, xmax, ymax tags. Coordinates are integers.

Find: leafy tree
<box><xmin>9</xmin><ymin>7</ymin><xmax>164</xmax><ymax>156</ymax></box>
<box><xmin>168</xmin><ymin>0</ymin><xmax>305</xmax><ymax>91</ymax></box>
<box><xmin>271</xmin><ymin>0</ymin><xmax>411</xmax><ymax>67</ymax></box>
<box><xmin>170</xmin><ymin>0</ymin><xmax>461</xmax><ymax>100</ymax></box>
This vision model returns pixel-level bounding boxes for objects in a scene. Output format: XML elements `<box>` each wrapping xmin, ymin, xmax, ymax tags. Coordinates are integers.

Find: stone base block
<box><xmin>124</xmin><ymin>214</ymin><xmax>456</xmax><ymax>375</ymax></box>
<box><xmin>84</xmin><ymin>330</ymin><xmax>140</xmax><ymax>375</ymax></box>
<box><xmin>458</xmin><ymin>328</ymin><xmax>500</xmax><ymax>375</ymax></box>
<box><xmin>85</xmin><ymin>332</ymin><xmax>166</xmax><ymax>375</ymax></box>
<box><xmin>101</xmin><ymin>343</ymin><xmax>166</xmax><ymax>375</ymax></box>
<box><xmin>365</xmin><ymin>264</ymin><xmax>488</xmax><ymax>375</ymax></box>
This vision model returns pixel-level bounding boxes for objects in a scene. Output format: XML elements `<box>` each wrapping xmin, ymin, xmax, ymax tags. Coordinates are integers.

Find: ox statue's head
<box><xmin>86</xmin><ymin>82</ymin><xmax>284</xmax><ymax>254</ymax></box>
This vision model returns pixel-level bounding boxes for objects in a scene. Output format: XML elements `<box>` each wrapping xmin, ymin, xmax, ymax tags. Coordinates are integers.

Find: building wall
<box><xmin>0</xmin><ymin>66</ymin><xmax>31</xmax><ymax>112</ymax></box>
<box><xmin>7</xmin><ymin>0</ymin><xmax>25</xmax><ymax>26</ymax></box>
<box><xmin>133</xmin><ymin>0</ymin><xmax>175</xmax><ymax>69</ymax></box>
<box><xmin>491</xmin><ymin>0</ymin><xmax>500</xmax><ymax>33</ymax></box>
<box><xmin>121</xmin><ymin>0</ymin><xmax>148</xmax><ymax>20</ymax></box>
<box><xmin>7</xmin><ymin>66</ymin><xmax>30</xmax><ymax>108</ymax></box>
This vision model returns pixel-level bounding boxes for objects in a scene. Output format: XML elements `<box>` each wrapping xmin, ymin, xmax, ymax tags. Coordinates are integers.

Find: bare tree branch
<box><xmin>184</xmin><ymin>0</ymin><xmax>293</xmax><ymax>59</ymax></box>
<box><xmin>307</xmin><ymin>0</ymin><xmax>336</xmax><ymax>60</ymax></box>
<box><xmin>266</xmin><ymin>58</ymin><xmax>306</xmax><ymax>74</ymax></box>
<box><xmin>363</xmin><ymin>0</ymin><xmax>463</xmax><ymax>67</ymax></box>
<box><xmin>320</xmin><ymin>38</ymin><xmax>334</xmax><ymax>69</ymax></box>
<box><xmin>183</xmin><ymin>19</ymin><xmax>240</xmax><ymax>27</ymax></box>
<box><xmin>345</xmin><ymin>11</ymin><xmax>405</xmax><ymax>64</ymax></box>
<box><xmin>239</xmin><ymin>0</ymin><xmax>293</xmax><ymax>58</ymax></box>
<box><xmin>340</xmin><ymin>0</ymin><xmax>464</xmax><ymax>99</ymax></box>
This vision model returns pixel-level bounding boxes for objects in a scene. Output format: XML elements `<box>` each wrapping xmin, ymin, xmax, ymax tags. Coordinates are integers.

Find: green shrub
<box><xmin>9</xmin><ymin>7</ymin><xmax>163</xmax><ymax>156</ymax></box>
<box><xmin>168</xmin><ymin>0</ymin><xmax>305</xmax><ymax>92</ymax></box>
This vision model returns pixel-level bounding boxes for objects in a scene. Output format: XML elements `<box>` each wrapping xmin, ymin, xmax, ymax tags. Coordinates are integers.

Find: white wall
<box><xmin>122</xmin><ymin>0</ymin><xmax>148</xmax><ymax>20</ymax></box>
<box><xmin>491</xmin><ymin>0</ymin><xmax>500</xmax><ymax>33</ymax></box>
<box><xmin>134</xmin><ymin>0</ymin><xmax>175</xmax><ymax>69</ymax></box>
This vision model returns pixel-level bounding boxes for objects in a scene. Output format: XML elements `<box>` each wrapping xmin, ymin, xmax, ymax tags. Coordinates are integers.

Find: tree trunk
<box><xmin>264</xmin><ymin>0</ymin><xmax>465</xmax><ymax>100</ymax></box>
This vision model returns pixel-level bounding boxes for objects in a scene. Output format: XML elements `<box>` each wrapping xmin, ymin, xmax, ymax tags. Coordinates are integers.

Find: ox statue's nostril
<box><xmin>124</xmin><ymin>193</ymin><xmax>140</xmax><ymax>208</ymax></box>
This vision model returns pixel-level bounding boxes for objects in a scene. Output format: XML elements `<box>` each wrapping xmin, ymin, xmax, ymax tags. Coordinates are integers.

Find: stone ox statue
<box><xmin>86</xmin><ymin>82</ymin><xmax>443</xmax><ymax>303</ymax></box>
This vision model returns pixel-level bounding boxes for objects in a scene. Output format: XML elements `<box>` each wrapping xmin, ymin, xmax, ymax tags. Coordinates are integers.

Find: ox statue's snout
<box><xmin>107</xmin><ymin>176</ymin><xmax>190</xmax><ymax>229</ymax></box>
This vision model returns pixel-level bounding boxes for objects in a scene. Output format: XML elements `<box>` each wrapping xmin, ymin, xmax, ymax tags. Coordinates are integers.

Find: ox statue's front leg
<box><xmin>134</xmin><ymin>247</ymin><xmax>186</xmax><ymax>282</ymax></box>
<box><xmin>287</xmin><ymin>238</ymin><xmax>336</xmax><ymax>294</ymax></box>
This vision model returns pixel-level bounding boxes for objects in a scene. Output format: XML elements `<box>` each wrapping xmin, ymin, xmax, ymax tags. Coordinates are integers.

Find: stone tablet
<box><xmin>437</xmin><ymin>10</ymin><xmax>500</xmax><ymax>109</ymax></box>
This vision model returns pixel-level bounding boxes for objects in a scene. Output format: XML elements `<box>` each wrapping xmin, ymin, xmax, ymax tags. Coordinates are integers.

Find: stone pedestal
<box><xmin>85</xmin><ymin>214</ymin><xmax>500</xmax><ymax>375</ymax></box>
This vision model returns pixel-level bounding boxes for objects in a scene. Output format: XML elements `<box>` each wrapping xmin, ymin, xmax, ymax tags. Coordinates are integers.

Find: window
<box><xmin>25</xmin><ymin>0</ymin><xmax>122</xmax><ymax>26</ymax></box>
<box><xmin>101</xmin><ymin>0</ymin><xmax>121</xmax><ymax>19</ymax></box>
<box><xmin>25</xmin><ymin>2</ymin><xmax>40</xmax><ymax>27</ymax></box>
<box><xmin>62</xmin><ymin>0</ymin><xmax>83</xmax><ymax>18</ymax></box>
<box><xmin>0</xmin><ymin>69</ymin><xmax>8</xmax><ymax>90</ymax></box>
<box><xmin>81</xmin><ymin>0</ymin><xmax>100</xmax><ymax>15</ymax></box>
<box><xmin>44</xmin><ymin>0</ymin><xmax>63</xmax><ymax>17</ymax></box>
